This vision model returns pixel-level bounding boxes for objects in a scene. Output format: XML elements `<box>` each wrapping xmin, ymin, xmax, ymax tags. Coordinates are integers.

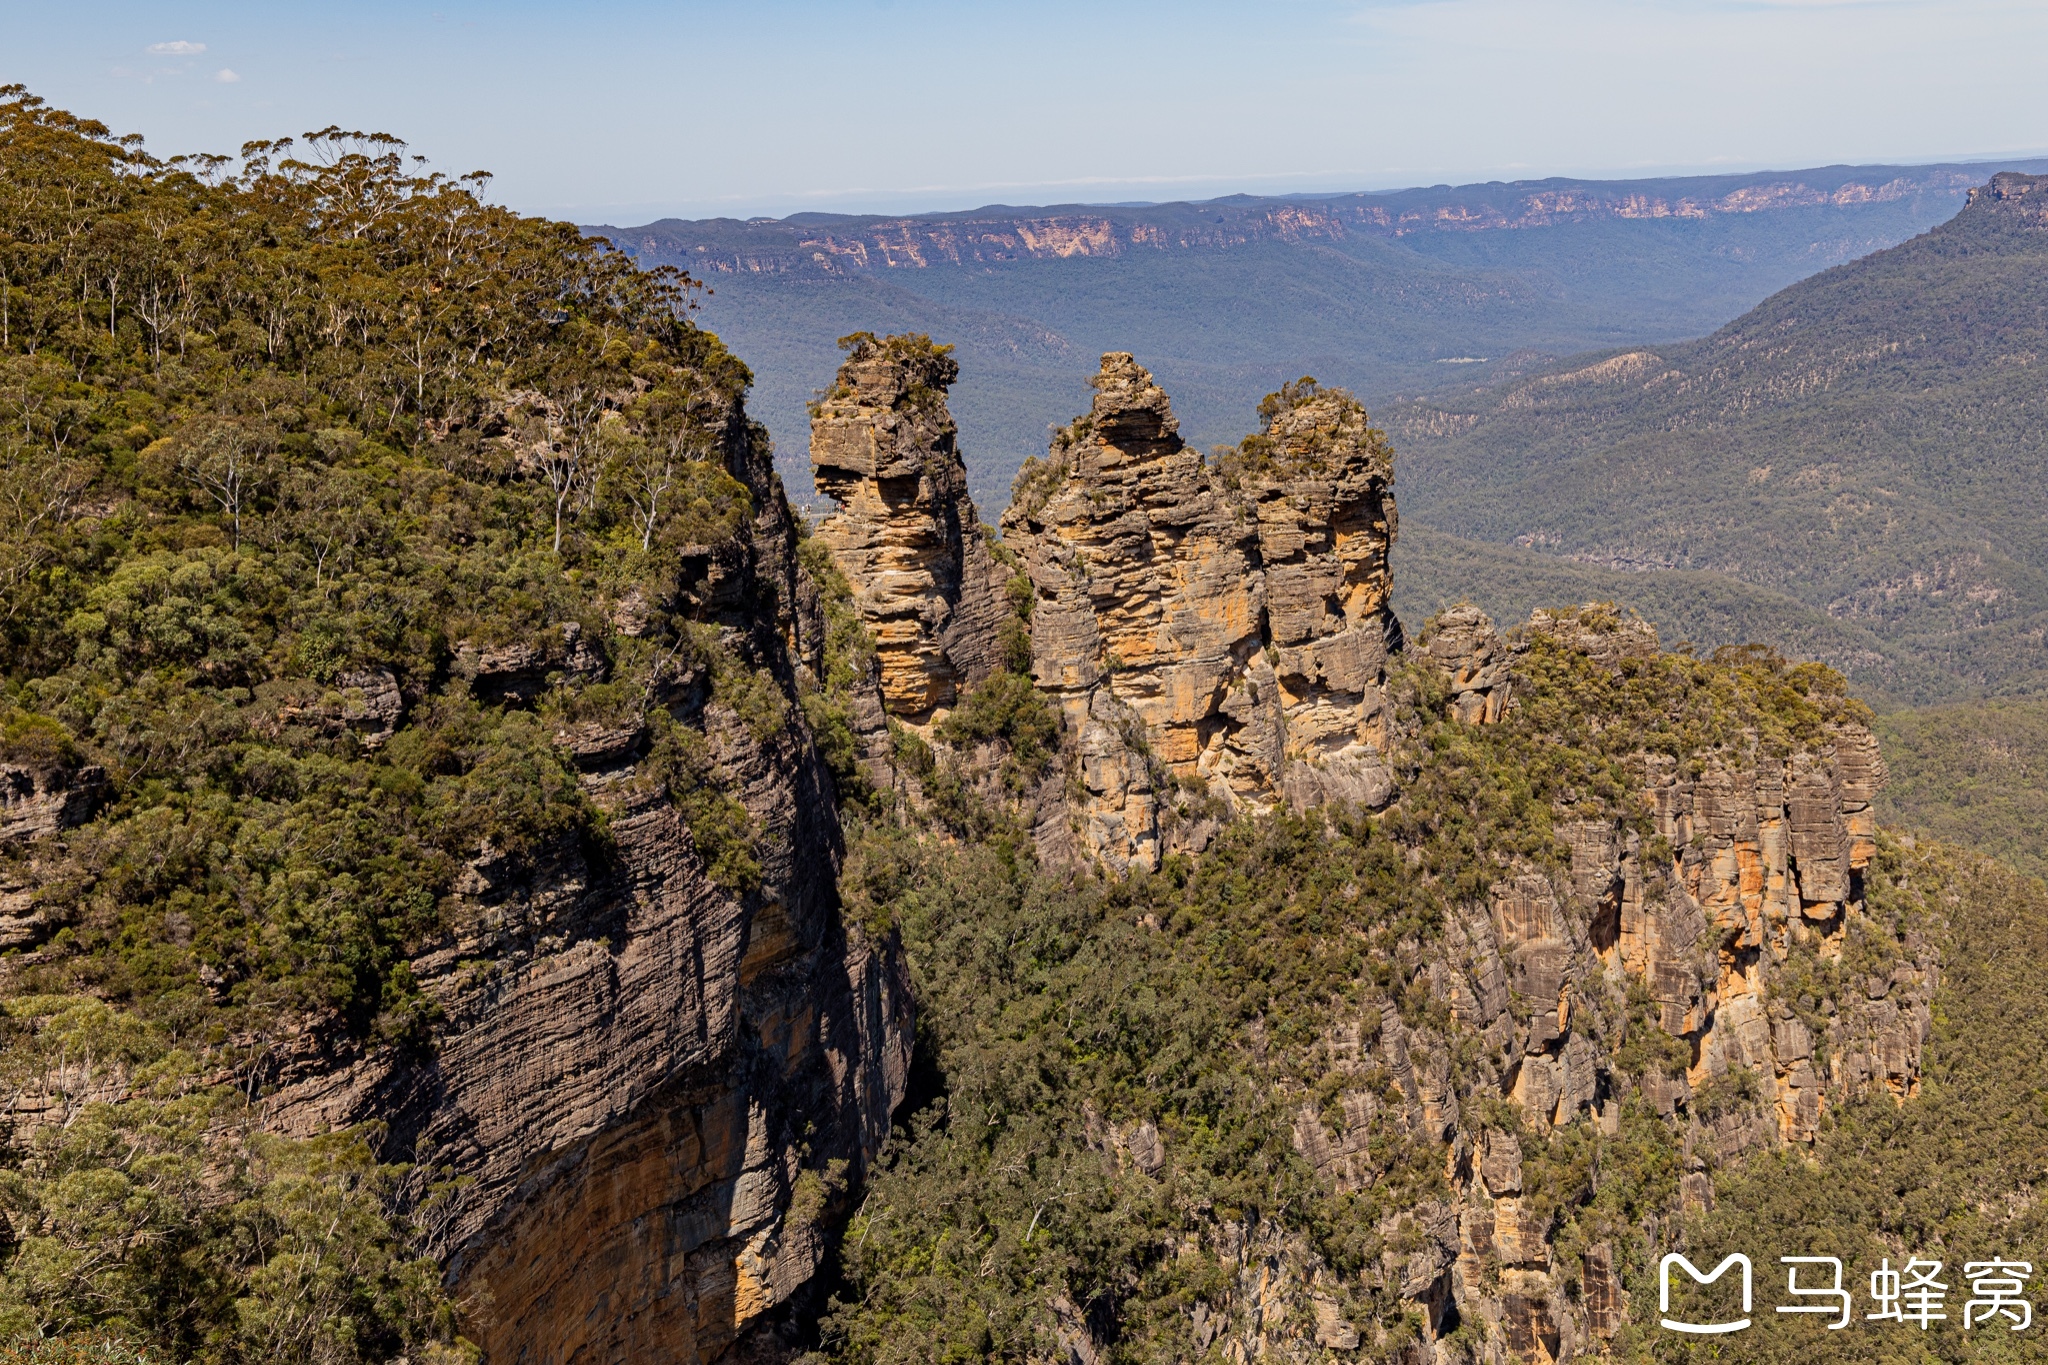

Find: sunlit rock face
<box><xmin>999</xmin><ymin>355</ymin><xmax>1401</xmax><ymax>871</ymax></box>
<box><xmin>808</xmin><ymin>334</ymin><xmax>1008</xmax><ymax>723</ymax></box>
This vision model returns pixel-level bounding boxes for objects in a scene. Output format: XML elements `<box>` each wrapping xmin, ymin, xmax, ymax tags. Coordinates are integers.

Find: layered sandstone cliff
<box><xmin>997</xmin><ymin>357</ymin><xmax>1401</xmax><ymax>871</ymax></box>
<box><xmin>1290</xmin><ymin>604</ymin><xmax>1930</xmax><ymax>1364</ymax></box>
<box><xmin>603</xmin><ymin>167</ymin><xmax>1987</xmax><ymax>279</ymax></box>
<box><xmin>264</xmin><ymin>406</ymin><xmax>910</xmax><ymax>1363</ymax></box>
<box><xmin>2</xmin><ymin>758</ymin><xmax>109</xmax><ymax>952</ymax></box>
<box><xmin>0</xmin><ymin>759</ymin><xmax>107</xmax><ymax>847</ymax></box>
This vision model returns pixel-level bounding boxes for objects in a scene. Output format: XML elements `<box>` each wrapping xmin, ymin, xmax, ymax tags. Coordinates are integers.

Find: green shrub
<box><xmin>0</xmin><ymin>710</ymin><xmax>77</xmax><ymax>767</ymax></box>
<box><xmin>643</xmin><ymin>710</ymin><xmax>761</xmax><ymax>893</ymax></box>
<box><xmin>936</xmin><ymin>671</ymin><xmax>1056</xmax><ymax>790</ymax></box>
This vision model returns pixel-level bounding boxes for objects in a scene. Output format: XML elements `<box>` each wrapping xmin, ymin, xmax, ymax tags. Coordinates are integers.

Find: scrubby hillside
<box><xmin>1391</xmin><ymin>173</ymin><xmax>2048</xmax><ymax>704</ymax></box>
<box><xmin>805</xmin><ymin>604</ymin><xmax>2041</xmax><ymax>1364</ymax></box>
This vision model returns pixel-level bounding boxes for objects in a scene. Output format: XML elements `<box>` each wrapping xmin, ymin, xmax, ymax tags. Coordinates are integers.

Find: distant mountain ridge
<box><xmin>593</xmin><ymin>162</ymin><xmax>2023</xmax><ymax>275</ymax></box>
<box><xmin>588</xmin><ymin>159</ymin><xmax>2048</xmax><ymax>511</ymax></box>
<box><xmin>1390</xmin><ymin>171</ymin><xmax>2048</xmax><ymax>705</ymax></box>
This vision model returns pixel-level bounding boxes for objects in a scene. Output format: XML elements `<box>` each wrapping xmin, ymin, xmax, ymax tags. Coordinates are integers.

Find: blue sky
<box><xmin>8</xmin><ymin>0</ymin><xmax>2048</xmax><ymax>222</ymax></box>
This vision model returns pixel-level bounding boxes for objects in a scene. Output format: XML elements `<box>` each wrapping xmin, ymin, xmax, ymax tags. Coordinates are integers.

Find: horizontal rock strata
<box><xmin>1</xmin><ymin>761</ymin><xmax>108</xmax><ymax>845</ymax></box>
<box><xmin>265</xmin><ymin>406</ymin><xmax>910</xmax><ymax>1364</ymax></box>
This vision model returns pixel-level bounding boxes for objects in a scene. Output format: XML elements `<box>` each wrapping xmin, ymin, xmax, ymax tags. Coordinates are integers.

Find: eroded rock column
<box><xmin>1227</xmin><ymin>380</ymin><xmax>1402</xmax><ymax>809</ymax></box>
<box><xmin>1000</xmin><ymin>354</ymin><xmax>1263</xmax><ymax>872</ymax></box>
<box><xmin>809</xmin><ymin>333</ymin><xmax>1007</xmax><ymax>723</ymax></box>
<box><xmin>1001</xmin><ymin>355</ymin><xmax>1402</xmax><ymax>871</ymax></box>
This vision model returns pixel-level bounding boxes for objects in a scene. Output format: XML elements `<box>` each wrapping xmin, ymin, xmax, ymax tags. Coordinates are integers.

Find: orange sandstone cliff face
<box><xmin>809</xmin><ymin>349</ymin><xmax>1404</xmax><ymax>874</ymax></box>
<box><xmin>266</xmin><ymin>410</ymin><xmax>911</xmax><ymax>1365</ymax></box>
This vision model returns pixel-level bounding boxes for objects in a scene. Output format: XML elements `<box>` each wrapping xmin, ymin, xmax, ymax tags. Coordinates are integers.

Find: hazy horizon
<box><xmin>585</xmin><ymin>148</ymin><xmax>2048</xmax><ymax>226</ymax></box>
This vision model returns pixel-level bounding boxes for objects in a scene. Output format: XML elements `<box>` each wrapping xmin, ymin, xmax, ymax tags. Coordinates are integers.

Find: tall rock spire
<box><xmin>808</xmin><ymin>333</ymin><xmax>1007</xmax><ymax>722</ymax></box>
<box><xmin>1224</xmin><ymin>378</ymin><xmax>1403</xmax><ymax>810</ymax></box>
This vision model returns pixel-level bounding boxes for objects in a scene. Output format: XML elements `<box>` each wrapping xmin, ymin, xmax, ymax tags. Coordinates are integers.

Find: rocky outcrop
<box><xmin>1525</xmin><ymin>603</ymin><xmax>1660</xmax><ymax>668</ymax></box>
<box><xmin>1423</xmin><ymin>605</ymin><xmax>1919</xmax><ymax>1136</ymax></box>
<box><xmin>452</xmin><ymin>623</ymin><xmax>607</xmax><ymax>706</ymax></box>
<box><xmin>1230</xmin><ymin>382</ymin><xmax>1402</xmax><ymax>811</ymax></box>
<box><xmin>267</xmin><ymin>668</ymin><xmax>406</xmax><ymax>748</ymax></box>
<box><xmin>1276</xmin><ymin>610</ymin><xmax>1932</xmax><ymax>1363</ymax></box>
<box><xmin>1969</xmin><ymin>169</ymin><xmax>2048</xmax><ymax>223</ymax></box>
<box><xmin>809</xmin><ymin>334</ymin><xmax>1008</xmax><ymax>722</ymax></box>
<box><xmin>1</xmin><ymin>761</ymin><xmax>108</xmax><ymax>844</ymax></box>
<box><xmin>265</xmin><ymin>403</ymin><xmax>911</xmax><ymax>1363</ymax></box>
<box><xmin>1421</xmin><ymin>603</ymin><xmax>1660</xmax><ymax>728</ymax></box>
<box><xmin>1419</xmin><ymin>605</ymin><xmax>1513</xmax><ymax>725</ymax></box>
<box><xmin>999</xmin><ymin>357</ymin><xmax>1400</xmax><ymax>871</ymax></box>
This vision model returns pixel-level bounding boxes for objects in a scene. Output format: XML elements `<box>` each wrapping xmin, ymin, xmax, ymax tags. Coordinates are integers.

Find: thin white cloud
<box><xmin>147</xmin><ymin>40</ymin><xmax>206</xmax><ymax>55</ymax></box>
<box><xmin>214</xmin><ymin>68</ymin><xmax>241</xmax><ymax>83</ymax></box>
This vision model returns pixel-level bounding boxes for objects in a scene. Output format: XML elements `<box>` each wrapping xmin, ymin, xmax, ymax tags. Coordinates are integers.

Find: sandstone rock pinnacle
<box><xmin>1224</xmin><ymin>378</ymin><xmax>1403</xmax><ymax>811</ymax></box>
<box><xmin>1001</xmin><ymin>355</ymin><xmax>1402</xmax><ymax>871</ymax></box>
<box><xmin>810</xmin><ymin>333</ymin><xmax>1008</xmax><ymax>721</ymax></box>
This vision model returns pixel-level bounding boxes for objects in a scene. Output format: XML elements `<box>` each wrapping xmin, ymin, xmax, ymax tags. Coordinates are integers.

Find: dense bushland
<box><xmin>1871</xmin><ymin>698</ymin><xmax>2048</xmax><ymax>882</ymax></box>
<box><xmin>0</xmin><ymin>87</ymin><xmax>767</xmax><ymax>1358</ymax></box>
<box><xmin>805</xmin><ymin>625</ymin><xmax>2048</xmax><ymax>1362</ymax></box>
